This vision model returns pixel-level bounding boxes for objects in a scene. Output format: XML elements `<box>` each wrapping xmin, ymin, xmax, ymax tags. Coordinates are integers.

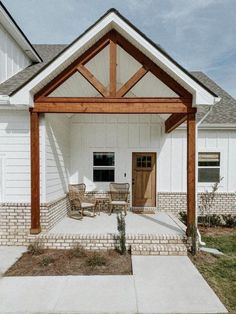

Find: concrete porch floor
<box><xmin>48</xmin><ymin>212</ymin><xmax>185</xmax><ymax>235</ymax></box>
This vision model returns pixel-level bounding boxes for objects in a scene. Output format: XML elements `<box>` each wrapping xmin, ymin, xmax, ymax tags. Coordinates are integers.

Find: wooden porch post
<box><xmin>186</xmin><ymin>113</ymin><xmax>196</xmax><ymax>236</ymax></box>
<box><xmin>30</xmin><ymin>110</ymin><xmax>41</xmax><ymax>234</ymax></box>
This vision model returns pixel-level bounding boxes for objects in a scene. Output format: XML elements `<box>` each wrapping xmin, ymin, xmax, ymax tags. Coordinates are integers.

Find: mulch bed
<box><xmin>199</xmin><ymin>226</ymin><xmax>236</xmax><ymax>237</ymax></box>
<box><xmin>5</xmin><ymin>247</ymin><xmax>132</xmax><ymax>276</ymax></box>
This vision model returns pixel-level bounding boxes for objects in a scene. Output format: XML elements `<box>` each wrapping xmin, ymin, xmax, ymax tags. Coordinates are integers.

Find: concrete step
<box><xmin>131</xmin><ymin>243</ymin><xmax>187</xmax><ymax>256</ymax></box>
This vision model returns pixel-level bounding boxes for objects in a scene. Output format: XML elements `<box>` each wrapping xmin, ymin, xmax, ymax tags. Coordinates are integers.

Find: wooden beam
<box><xmin>165</xmin><ymin>113</ymin><xmax>187</xmax><ymax>133</ymax></box>
<box><xmin>109</xmin><ymin>33</ymin><xmax>117</xmax><ymax>96</ymax></box>
<box><xmin>36</xmin><ymin>97</ymin><xmax>192</xmax><ymax>104</ymax></box>
<box><xmin>186</xmin><ymin>113</ymin><xmax>196</xmax><ymax>237</ymax></box>
<box><xmin>115</xmin><ymin>32</ymin><xmax>192</xmax><ymax>99</ymax></box>
<box><xmin>116</xmin><ymin>67</ymin><xmax>148</xmax><ymax>97</ymax></box>
<box><xmin>77</xmin><ymin>65</ymin><xmax>109</xmax><ymax>97</ymax></box>
<box><xmin>33</xmin><ymin>101</ymin><xmax>195</xmax><ymax>114</ymax></box>
<box><xmin>34</xmin><ymin>33</ymin><xmax>111</xmax><ymax>100</ymax></box>
<box><xmin>30</xmin><ymin>110</ymin><xmax>41</xmax><ymax>234</ymax></box>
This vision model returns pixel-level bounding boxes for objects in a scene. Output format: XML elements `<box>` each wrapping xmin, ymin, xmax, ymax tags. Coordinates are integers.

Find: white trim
<box><xmin>9</xmin><ymin>11</ymin><xmax>219</xmax><ymax>107</ymax></box>
<box><xmin>0</xmin><ymin>4</ymin><xmax>41</xmax><ymax>62</ymax></box>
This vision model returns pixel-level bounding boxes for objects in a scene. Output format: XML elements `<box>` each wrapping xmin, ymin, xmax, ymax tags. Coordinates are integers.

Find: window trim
<box><xmin>93</xmin><ymin>152</ymin><xmax>115</xmax><ymax>182</ymax></box>
<box><xmin>197</xmin><ymin>149</ymin><xmax>223</xmax><ymax>186</ymax></box>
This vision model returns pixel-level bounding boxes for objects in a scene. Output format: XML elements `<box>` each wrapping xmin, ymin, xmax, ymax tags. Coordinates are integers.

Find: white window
<box><xmin>93</xmin><ymin>152</ymin><xmax>115</xmax><ymax>182</ymax></box>
<box><xmin>198</xmin><ymin>152</ymin><xmax>220</xmax><ymax>183</ymax></box>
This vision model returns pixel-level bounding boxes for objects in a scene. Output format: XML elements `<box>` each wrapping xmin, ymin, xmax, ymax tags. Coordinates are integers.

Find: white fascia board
<box><xmin>9</xmin><ymin>11</ymin><xmax>219</xmax><ymax>107</ymax></box>
<box><xmin>0</xmin><ymin>5</ymin><xmax>41</xmax><ymax>62</ymax></box>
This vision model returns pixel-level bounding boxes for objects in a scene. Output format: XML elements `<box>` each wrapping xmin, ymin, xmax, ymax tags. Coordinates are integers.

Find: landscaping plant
<box><xmin>85</xmin><ymin>252</ymin><xmax>107</xmax><ymax>267</ymax></box>
<box><xmin>117</xmin><ymin>212</ymin><xmax>126</xmax><ymax>254</ymax></box>
<box><xmin>179</xmin><ymin>211</ymin><xmax>187</xmax><ymax>225</ymax></box>
<box><xmin>199</xmin><ymin>178</ymin><xmax>223</xmax><ymax>227</ymax></box>
<box><xmin>27</xmin><ymin>241</ymin><xmax>43</xmax><ymax>255</ymax></box>
<box><xmin>222</xmin><ymin>214</ymin><xmax>236</xmax><ymax>228</ymax></box>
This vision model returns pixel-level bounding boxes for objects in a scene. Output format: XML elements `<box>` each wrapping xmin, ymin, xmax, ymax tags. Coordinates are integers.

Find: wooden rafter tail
<box><xmin>77</xmin><ymin>65</ymin><xmax>109</xmax><ymax>97</ymax></box>
<box><xmin>165</xmin><ymin>113</ymin><xmax>188</xmax><ymax>133</ymax></box>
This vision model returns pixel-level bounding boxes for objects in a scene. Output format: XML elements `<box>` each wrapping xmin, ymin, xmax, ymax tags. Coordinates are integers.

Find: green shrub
<box><xmin>27</xmin><ymin>241</ymin><xmax>43</xmax><ymax>255</ymax></box>
<box><xmin>179</xmin><ymin>211</ymin><xmax>187</xmax><ymax>225</ymax></box>
<box><xmin>207</xmin><ymin>214</ymin><xmax>222</xmax><ymax>227</ymax></box>
<box><xmin>85</xmin><ymin>253</ymin><xmax>107</xmax><ymax>267</ymax></box>
<box><xmin>40</xmin><ymin>256</ymin><xmax>55</xmax><ymax>267</ymax></box>
<box><xmin>222</xmin><ymin>215</ymin><xmax>236</xmax><ymax>228</ymax></box>
<box><xmin>117</xmin><ymin>212</ymin><xmax>126</xmax><ymax>254</ymax></box>
<box><xmin>68</xmin><ymin>245</ymin><xmax>87</xmax><ymax>258</ymax></box>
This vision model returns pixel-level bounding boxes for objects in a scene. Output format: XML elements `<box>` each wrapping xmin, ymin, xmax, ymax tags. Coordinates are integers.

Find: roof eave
<box><xmin>0</xmin><ymin>2</ymin><xmax>42</xmax><ymax>63</ymax></box>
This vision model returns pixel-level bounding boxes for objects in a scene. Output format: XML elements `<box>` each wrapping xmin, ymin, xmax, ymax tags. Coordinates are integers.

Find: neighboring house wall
<box><xmin>0</xmin><ymin>23</ymin><xmax>31</xmax><ymax>83</ymax></box>
<box><xmin>45</xmin><ymin>114</ymin><xmax>70</xmax><ymax>202</ymax></box>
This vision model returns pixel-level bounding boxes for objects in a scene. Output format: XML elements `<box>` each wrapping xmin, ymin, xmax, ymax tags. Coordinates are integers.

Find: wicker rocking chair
<box><xmin>109</xmin><ymin>183</ymin><xmax>130</xmax><ymax>216</ymax></box>
<box><xmin>68</xmin><ymin>184</ymin><xmax>96</xmax><ymax>219</ymax></box>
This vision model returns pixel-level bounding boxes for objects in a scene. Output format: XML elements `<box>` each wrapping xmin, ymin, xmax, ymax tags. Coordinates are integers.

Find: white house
<box><xmin>0</xmin><ymin>3</ymin><xmax>235</xmax><ymax>247</ymax></box>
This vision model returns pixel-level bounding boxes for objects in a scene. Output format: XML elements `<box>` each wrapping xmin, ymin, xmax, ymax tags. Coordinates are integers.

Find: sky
<box><xmin>2</xmin><ymin>0</ymin><xmax>236</xmax><ymax>98</ymax></box>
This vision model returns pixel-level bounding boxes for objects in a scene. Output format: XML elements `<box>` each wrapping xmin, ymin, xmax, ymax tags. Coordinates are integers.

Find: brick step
<box><xmin>34</xmin><ymin>233</ymin><xmax>188</xmax><ymax>250</ymax></box>
<box><xmin>131</xmin><ymin>243</ymin><xmax>187</xmax><ymax>256</ymax></box>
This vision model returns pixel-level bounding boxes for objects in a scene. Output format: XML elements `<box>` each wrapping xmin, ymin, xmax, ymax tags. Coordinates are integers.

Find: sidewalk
<box><xmin>0</xmin><ymin>247</ymin><xmax>228</xmax><ymax>314</ymax></box>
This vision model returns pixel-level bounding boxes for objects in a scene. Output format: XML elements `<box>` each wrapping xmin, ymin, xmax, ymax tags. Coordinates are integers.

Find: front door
<box><xmin>132</xmin><ymin>152</ymin><xmax>156</xmax><ymax>207</ymax></box>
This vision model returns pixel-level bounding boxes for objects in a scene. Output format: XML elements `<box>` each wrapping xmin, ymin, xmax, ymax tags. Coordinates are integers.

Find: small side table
<box><xmin>95</xmin><ymin>197</ymin><xmax>110</xmax><ymax>215</ymax></box>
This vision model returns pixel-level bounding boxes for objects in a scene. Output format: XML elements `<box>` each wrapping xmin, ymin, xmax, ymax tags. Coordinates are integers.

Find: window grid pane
<box><xmin>93</xmin><ymin>152</ymin><xmax>115</xmax><ymax>182</ymax></box>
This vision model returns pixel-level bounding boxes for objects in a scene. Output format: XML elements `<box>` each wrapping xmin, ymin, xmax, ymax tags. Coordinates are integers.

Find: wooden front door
<box><xmin>132</xmin><ymin>152</ymin><xmax>156</xmax><ymax>207</ymax></box>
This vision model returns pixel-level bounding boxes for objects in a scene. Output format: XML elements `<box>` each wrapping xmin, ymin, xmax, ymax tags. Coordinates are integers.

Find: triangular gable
<box><xmin>35</xmin><ymin>30</ymin><xmax>188</xmax><ymax>102</ymax></box>
<box><xmin>9</xmin><ymin>9</ymin><xmax>219</xmax><ymax>106</ymax></box>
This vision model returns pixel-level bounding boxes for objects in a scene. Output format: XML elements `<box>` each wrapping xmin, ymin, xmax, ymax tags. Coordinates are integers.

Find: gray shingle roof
<box><xmin>191</xmin><ymin>71</ymin><xmax>236</xmax><ymax>125</ymax></box>
<box><xmin>0</xmin><ymin>44</ymin><xmax>66</xmax><ymax>96</ymax></box>
<box><xmin>0</xmin><ymin>44</ymin><xmax>235</xmax><ymax>125</ymax></box>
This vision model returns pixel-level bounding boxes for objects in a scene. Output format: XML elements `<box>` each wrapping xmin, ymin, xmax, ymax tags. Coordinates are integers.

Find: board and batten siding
<box><xmin>70</xmin><ymin>113</ymin><xmax>168</xmax><ymax>192</ymax></box>
<box><xmin>70</xmin><ymin>114</ymin><xmax>236</xmax><ymax>194</ymax></box>
<box><xmin>45</xmin><ymin>114</ymin><xmax>70</xmax><ymax>202</ymax></box>
<box><xmin>0</xmin><ymin>23</ymin><xmax>31</xmax><ymax>84</ymax></box>
<box><xmin>0</xmin><ymin>112</ymin><xmax>235</xmax><ymax>203</ymax></box>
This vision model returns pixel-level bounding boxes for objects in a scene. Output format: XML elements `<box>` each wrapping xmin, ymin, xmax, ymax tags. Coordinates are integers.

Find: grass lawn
<box><xmin>190</xmin><ymin>228</ymin><xmax>236</xmax><ymax>314</ymax></box>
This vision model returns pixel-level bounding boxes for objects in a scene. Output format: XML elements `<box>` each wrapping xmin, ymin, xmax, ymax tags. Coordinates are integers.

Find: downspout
<box><xmin>196</xmin><ymin>106</ymin><xmax>213</xmax><ymax>246</ymax></box>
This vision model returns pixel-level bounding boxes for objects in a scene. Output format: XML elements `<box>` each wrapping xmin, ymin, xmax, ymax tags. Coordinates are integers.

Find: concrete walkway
<box><xmin>0</xmin><ymin>246</ymin><xmax>27</xmax><ymax>276</ymax></box>
<box><xmin>0</xmin><ymin>247</ymin><xmax>227</xmax><ymax>313</ymax></box>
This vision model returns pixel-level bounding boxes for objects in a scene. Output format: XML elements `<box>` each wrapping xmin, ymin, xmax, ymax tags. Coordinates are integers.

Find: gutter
<box><xmin>195</xmin><ymin>106</ymin><xmax>213</xmax><ymax>246</ymax></box>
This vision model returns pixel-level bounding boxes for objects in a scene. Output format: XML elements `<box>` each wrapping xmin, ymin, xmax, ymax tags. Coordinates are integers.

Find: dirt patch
<box><xmin>199</xmin><ymin>226</ymin><xmax>236</xmax><ymax>237</ymax></box>
<box><xmin>5</xmin><ymin>247</ymin><xmax>132</xmax><ymax>276</ymax></box>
